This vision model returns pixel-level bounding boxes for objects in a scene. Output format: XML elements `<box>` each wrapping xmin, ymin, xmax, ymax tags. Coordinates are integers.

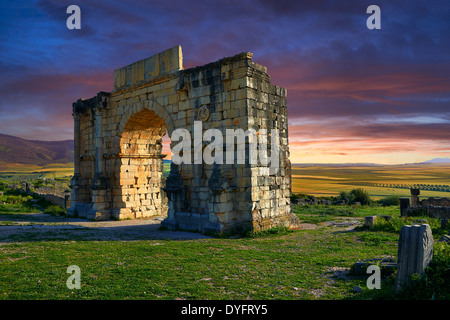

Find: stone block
<box><xmin>364</xmin><ymin>216</ymin><xmax>377</xmax><ymax>228</ymax></box>
<box><xmin>113</xmin><ymin>45</ymin><xmax>183</xmax><ymax>89</ymax></box>
<box><xmin>394</xmin><ymin>224</ymin><xmax>434</xmax><ymax>294</ymax></box>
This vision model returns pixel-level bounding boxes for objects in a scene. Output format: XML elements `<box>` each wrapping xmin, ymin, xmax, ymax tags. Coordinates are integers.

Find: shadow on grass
<box><xmin>0</xmin><ymin>212</ymin><xmax>211</xmax><ymax>243</ymax></box>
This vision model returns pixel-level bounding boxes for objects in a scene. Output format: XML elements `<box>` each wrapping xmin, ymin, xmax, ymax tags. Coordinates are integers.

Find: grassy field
<box><xmin>0</xmin><ymin>205</ymin><xmax>448</xmax><ymax>300</ymax></box>
<box><xmin>0</xmin><ymin>233</ymin><xmax>393</xmax><ymax>300</ymax></box>
<box><xmin>0</xmin><ymin>209</ymin><xmax>400</xmax><ymax>300</ymax></box>
<box><xmin>291</xmin><ymin>163</ymin><xmax>450</xmax><ymax>200</ymax></box>
<box><xmin>0</xmin><ymin>162</ymin><xmax>449</xmax><ymax>301</ymax></box>
<box><xmin>0</xmin><ymin>163</ymin><xmax>74</xmax><ymax>180</ymax></box>
<box><xmin>0</xmin><ymin>162</ymin><xmax>170</xmax><ymax>181</ymax></box>
<box><xmin>2</xmin><ymin>162</ymin><xmax>449</xmax><ymax>201</ymax></box>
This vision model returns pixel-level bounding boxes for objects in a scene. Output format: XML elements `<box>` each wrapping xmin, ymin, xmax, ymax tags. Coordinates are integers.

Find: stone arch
<box><xmin>114</xmin><ymin>104</ymin><xmax>171</xmax><ymax>220</ymax></box>
<box><xmin>118</xmin><ymin>99</ymin><xmax>175</xmax><ymax>141</ymax></box>
<box><xmin>68</xmin><ymin>46</ymin><xmax>300</xmax><ymax>234</ymax></box>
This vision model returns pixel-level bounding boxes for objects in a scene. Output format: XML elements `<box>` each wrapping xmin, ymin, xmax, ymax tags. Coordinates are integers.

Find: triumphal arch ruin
<box><xmin>67</xmin><ymin>46</ymin><xmax>299</xmax><ymax>234</ymax></box>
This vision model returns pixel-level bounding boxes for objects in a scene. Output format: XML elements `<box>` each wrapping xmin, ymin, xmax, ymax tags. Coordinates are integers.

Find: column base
<box><xmin>161</xmin><ymin>217</ymin><xmax>178</xmax><ymax>230</ymax></box>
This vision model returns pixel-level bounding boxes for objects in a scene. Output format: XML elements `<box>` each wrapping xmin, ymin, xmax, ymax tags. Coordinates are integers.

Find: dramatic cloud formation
<box><xmin>0</xmin><ymin>0</ymin><xmax>449</xmax><ymax>164</ymax></box>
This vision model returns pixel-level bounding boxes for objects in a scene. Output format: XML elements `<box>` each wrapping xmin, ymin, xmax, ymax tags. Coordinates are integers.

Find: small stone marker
<box><xmin>364</xmin><ymin>216</ymin><xmax>377</xmax><ymax>228</ymax></box>
<box><xmin>394</xmin><ymin>224</ymin><xmax>434</xmax><ymax>294</ymax></box>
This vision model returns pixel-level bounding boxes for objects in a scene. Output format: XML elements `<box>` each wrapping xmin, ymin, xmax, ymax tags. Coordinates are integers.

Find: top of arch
<box><xmin>113</xmin><ymin>45</ymin><xmax>184</xmax><ymax>90</ymax></box>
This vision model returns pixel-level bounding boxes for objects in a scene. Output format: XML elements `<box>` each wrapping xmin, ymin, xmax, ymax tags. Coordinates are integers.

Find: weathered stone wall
<box><xmin>37</xmin><ymin>192</ymin><xmax>69</xmax><ymax>209</ymax></box>
<box><xmin>25</xmin><ymin>190</ymin><xmax>70</xmax><ymax>210</ymax></box>
<box><xmin>427</xmin><ymin>206</ymin><xmax>450</xmax><ymax>219</ymax></box>
<box><xmin>421</xmin><ymin>197</ymin><xmax>450</xmax><ymax>208</ymax></box>
<box><xmin>67</xmin><ymin>46</ymin><xmax>299</xmax><ymax>234</ymax></box>
<box><xmin>402</xmin><ymin>189</ymin><xmax>450</xmax><ymax>219</ymax></box>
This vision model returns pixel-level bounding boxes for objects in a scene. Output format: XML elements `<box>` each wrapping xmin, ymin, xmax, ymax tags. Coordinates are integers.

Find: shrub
<box><xmin>379</xmin><ymin>195</ymin><xmax>400</xmax><ymax>207</ymax></box>
<box><xmin>339</xmin><ymin>191</ymin><xmax>355</xmax><ymax>204</ymax></box>
<box><xmin>44</xmin><ymin>205</ymin><xmax>66</xmax><ymax>216</ymax></box>
<box><xmin>33</xmin><ymin>179</ymin><xmax>45</xmax><ymax>189</ymax></box>
<box><xmin>368</xmin><ymin>215</ymin><xmax>446</xmax><ymax>238</ymax></box>
<box><xmin>339</xmin><ymin>188</ymin><xmax>372</xmax><ymax>205</ymax></box>
<box><xmin>0</xmin><ymin>182</ymin><xmax>8</xmax><ymax>192</ymax></box>
<box><xmin>351</xmin><ymin>188</ymin><xmax>372</xmax><ymax>205</ymax></box>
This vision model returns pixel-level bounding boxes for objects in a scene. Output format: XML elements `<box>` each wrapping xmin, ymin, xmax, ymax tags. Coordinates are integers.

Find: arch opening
<box><xmin>114</xmin><ymin>109</ymin><xmax>169</xmax><ymax>219</ymax></box>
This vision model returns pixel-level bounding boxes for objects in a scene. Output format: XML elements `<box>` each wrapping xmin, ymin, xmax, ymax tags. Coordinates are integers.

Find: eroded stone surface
<box><xmin>67</xmin><ymin>46</ymin><xmax>299</xmax><ymax>235</ymax></box>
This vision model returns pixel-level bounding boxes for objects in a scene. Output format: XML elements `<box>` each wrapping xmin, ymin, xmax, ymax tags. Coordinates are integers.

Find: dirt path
<box><xmin>0</xmin><ymin>213</ymin><xmax>211</xmax><ymax>242</ymax></box>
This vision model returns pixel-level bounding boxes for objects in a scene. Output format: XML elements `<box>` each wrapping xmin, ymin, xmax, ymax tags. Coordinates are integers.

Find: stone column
<box><xmin>410</xmin><ymin>188</ymin><xmax>420</xmax><ymax>207</ymax></box>
<box><xmin>89</xmin><ymin>103</ymin><xmax>109</xmax><ymax>220</ymax></box>
<box><xmin>94</xmin><ymin>106</ymin><xmax>104</xmax><ymax>176</ymax></box>
<box><xmin>395</xmin><ymin>224</ymin><xmax>434</xmax><ymax>294</ymax></box>
<box><xmin>399</xmin><ymin>198</ymin><xmax>410</xmax><ymax>217</ymax></box>
<box><xmin>67</xmin><ymin>111</ymin><xmax>84</xmax><ymax>217</ymax></box>
<box><xmin>91</xmin><ymin>105</ymin><xmax>108</xmax><ymax>190</ymax></box>
<box><xmin>73</xmin><ymin>112</ymin><xmax>81</xmax><ymax>177</ymax></box>
<box><xmin>162</xmin><ymin>163</ymin><xmax>185</xmax><ymax>230</ymax></box>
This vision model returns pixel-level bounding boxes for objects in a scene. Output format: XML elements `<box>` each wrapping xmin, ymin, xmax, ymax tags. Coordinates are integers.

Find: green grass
<box><xmin>1</xmin><ymin>202</ymin><xmax>449</xmax><ymax>300</ymax></box>
<box><xmin>0</xmin><ymin>228</ymin><xmax>395</xmax><ymax>300</ymax></box>
<box><xmin>0</xmin><ymin>194</ymin><xmax>36</xmax><ymax>213</ymax></box>
<box><xmin>43</xmin><ymin>205</ymin><xmax>66</xmax><ymax>216</ymax></box>
<box><xmin>292</xmin><ymin>204</ymin><xmax>399</xmax><ymax>224</ymax></box>
<box><xmin>361</xmin><ymin>213</ymin><xmax>448</xmax><ymax>239</ymax></box>
<box><xmin>0</xmin><ymin>163</ymin><xmax>449</xmax><ymax>300</ymax></box>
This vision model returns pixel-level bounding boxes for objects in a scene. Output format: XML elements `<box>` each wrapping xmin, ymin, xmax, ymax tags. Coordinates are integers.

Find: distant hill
<box><xmin>292</xmin><ymin>163</ymin><xmax>384</xmax><ymax>167</ymax></box>
<box><xmin>422</xmin><ymin>158</ymin><xmax>450</xmax><ymax>164</ymax></box>
<box><xmin>0</xmin><ymin>133</ymin><xmax>73</xmax><ymax>166</ymax></box>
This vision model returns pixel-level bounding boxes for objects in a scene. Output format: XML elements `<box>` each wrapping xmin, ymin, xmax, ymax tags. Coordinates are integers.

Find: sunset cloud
<box><xmin>0</xmin><ymin>0</ymin><xmax>449</xmax><ymax>163</ymax></box>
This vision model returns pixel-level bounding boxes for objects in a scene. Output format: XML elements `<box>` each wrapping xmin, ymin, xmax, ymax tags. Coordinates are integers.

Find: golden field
<box><xmin>291</xmin><ymin>163</ymin><xmax>450</xmax><ymax>200</ymax></box>
<box><xmin>0</xmin><ymin>162</ymin><xmax>74</xmax><ymax>179</ymax></box>
<box><xmin>1</xmin><ymin>161</ymin><xmax>450</xmax><ymax>201</ymax></box>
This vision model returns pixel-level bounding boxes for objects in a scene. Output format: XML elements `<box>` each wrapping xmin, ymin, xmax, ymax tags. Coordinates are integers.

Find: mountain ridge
<box><xmin>0</xmin><ymin>133</ymin><xmax>74</xmax><ymax>166</ymax></box>
<box><xmin>421</xmin><ymin>157</ymin><xmax>450</xmax><ymax>164</ymax></box>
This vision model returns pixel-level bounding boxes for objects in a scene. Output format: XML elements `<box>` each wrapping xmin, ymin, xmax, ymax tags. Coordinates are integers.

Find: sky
<box><xmin>0</xmin><ymin>0</ymin><xmax>449</xmax><ymax>164</ymax></box>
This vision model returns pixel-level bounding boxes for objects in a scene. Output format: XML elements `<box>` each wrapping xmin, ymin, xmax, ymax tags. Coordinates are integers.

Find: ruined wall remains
<box><xmin>401</xmin><ymin>188</ymin><xmax>450</xmax><ymax>219</ymax></box>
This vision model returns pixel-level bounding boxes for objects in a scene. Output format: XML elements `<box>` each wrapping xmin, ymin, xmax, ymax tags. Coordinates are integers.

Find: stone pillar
<box><xmin>90</xmin><ymin>104</ymin><xmax>109</xmax><ymax>220</ymax></box>
<box><xmin>394</xmin><ymin>224</ymin><xmax>434</xmax><ymax>294</ymax></box>
<box><xmin>399</xmin><ymin>198</ymin><xmax>410</xmax><ymax>217</ymax></box>
<box><xmin>161</xmin><ymin>163</ymin><xmax>185</xmax><ymax>230</ymax></box>
<box><xmin>91</xmin><ymin>105</ymin><xmax>108</xmax><ymax>190</ymax></box>
<box><xmin>94</xmin><ymin>106</ymin><xmax>104</xmax><ymax>176</ymax></box>
<box><xmin>206</xmin><ymin>163</ymin><xmax>237</xmax><ymax>234</ymax></box>
<box><xmin>67</xmin><ymin>111</ymin><xmax>84</xmax><ymax>217</ymax></box>
<box><xmin>73</xmin><ymin>112</ymin><xmax>81</xmax><ymax>176</ymax></box>
<box><xmin>410</xmin><ymin>188</ymin><xmax>420</xmax><ymax>207</ymax></box>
